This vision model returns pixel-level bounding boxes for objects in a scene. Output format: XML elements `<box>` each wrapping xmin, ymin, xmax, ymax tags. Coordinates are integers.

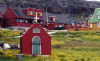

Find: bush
<box><xmin>4</xmin><ymin>50</ymin><xmax>19</xmax><ymax>58</ymax></box>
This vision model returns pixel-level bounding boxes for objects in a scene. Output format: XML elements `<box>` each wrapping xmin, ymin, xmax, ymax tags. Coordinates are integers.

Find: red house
<box><xmin>20</xmin><ymin>23</ymin><xmax>51</xmax><ymax>56</ymax></box>
<box><xmin>3</xmin><ymin>7</ymin><xmax>44</xmax><ymax>30</ymax></box>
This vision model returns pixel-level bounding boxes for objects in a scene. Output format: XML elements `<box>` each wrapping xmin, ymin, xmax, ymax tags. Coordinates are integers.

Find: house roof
<box><xmin>21</xmin><ymin>23</ymin><xmax>49</xmax><ymax>37</ymax></box>
<box><xmin>12</xmin><ymin>7</ymin><xmax>35</xmax><ymax>19</ymax></box>
<box><xmin>89</xmin><ymin>8</ymin><xmax>100</xmax><ymax>23</ymax></box>
<box><xmin>0</xmin><ymin>12</ymin><xmax>3</xmax><ymax>18</ymax></box>
<box><xmin>43</xmin><ymin>12</ymin><xmax>68</xmax><ymax>22</ymax></box>
<box><xmin>9</xmin><ymin>7</ymin><xmax>44</xmax><ymax>20</ymax></box>
<box><xmin>48</xmin><ymin>19</ymin><xmax>82</xmax><ymax>24</ymax></box>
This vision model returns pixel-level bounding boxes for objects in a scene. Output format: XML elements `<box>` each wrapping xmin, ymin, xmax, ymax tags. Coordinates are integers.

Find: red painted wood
<box><xmin>16</xmin><ymin>22</ymin><xmax>32</xmax><ymax>27</ymax></box>
<box><xmin>84</xmin><ymin>20</ymin><xmax>90</xmax><ymax>28</ymax></box>
<box><xmin>46</xmin><ymin>23</ymin><xmax>59</xmax><ymax>30</ymax></box>
<box><xmin>3</xmin><ymin>7</ymin><xmax>17</xmax><ymax>27</ymax></box>
<box><xmin>3</xmin><ymin>19</ymin><xmax>16</xmax><ymax>26</ymax></box>
<box><xmin>4</xmin><ymin>7</ymin><xmax>17</xmax><ymax>19</ymax></box>
<box><xmin>21</xmin><ymin>23</ymin><xmax>51</xmax><ymax>55</ymax></box>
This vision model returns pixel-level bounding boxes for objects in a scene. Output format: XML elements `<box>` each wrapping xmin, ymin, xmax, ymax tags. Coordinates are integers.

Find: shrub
<box><xmin>4</xmin><ymin>50</ymin><xmax>19</xmax><ymax>58</ymax></box>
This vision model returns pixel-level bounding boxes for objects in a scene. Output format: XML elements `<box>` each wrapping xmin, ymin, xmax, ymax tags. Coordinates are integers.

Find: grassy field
<box><xmin>0</xmin><ymin>30</ymin><xmax>21</xmax><ymax>44</ymax></box>
<box><xmin>0</xmin><ymin>30</ymin><xmax>100</xmax><ymax>61</ymax></box>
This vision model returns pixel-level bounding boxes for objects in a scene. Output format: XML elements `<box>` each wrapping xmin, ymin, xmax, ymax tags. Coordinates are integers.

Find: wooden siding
<box><xmin>92</xmin><ymin>23</ymin><xmax>100</xmax><ymax>30</ymax></box>
<box><xmin>4</xmin><ymin>7</ymin><xmax>17</xmax><ymax>19</ymax></box>
<box><xmin>3</xmin><ymin>19</ymin><xmax>16</xmax><ymax>27</ymax></box>
<box><xmin>16</xmin><ymin>22</ymin><xmax>32</xmax><ymax>27</ymax></box>
<box><xmin>21</xmin><ymin>23</ymin><xmax>51</xmax><ymax>55</ymax></box>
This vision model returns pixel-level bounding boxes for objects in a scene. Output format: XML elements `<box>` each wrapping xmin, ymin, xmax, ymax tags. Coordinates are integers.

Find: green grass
<box><xmin>0</xmin><ymin>30</ymin><xmax>100</xmax><ymax>61</ymax></box>
<box><xmin>52</xmin><ymin>31</ymin><xmax>100</xmax><ymax>42</ymax></box>
<box><xmin>0</xmin><ymin>30</ymin><xmax>21</xmax><ymax>44</ymax></box>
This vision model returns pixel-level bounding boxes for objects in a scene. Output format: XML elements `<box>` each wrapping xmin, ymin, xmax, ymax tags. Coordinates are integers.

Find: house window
<box><xmin>97</xmin><ymin>22</ymin><xmax>100</xmax><ymax>27</ymax></box>
<box><xmin>27</xmin><ymin>11</ymin><xmax>37</xmax><ymax>16</ymax></box>
<box><xmin>33</xmin><ymin>28</ymin><xmax>40</xmax><ymax>33</ymax></box>
<box><xmin>28</xmin><ymin>11</ymin><xmax>33</xmax><ymax>15</ymax></box>
<box><xmin>37</xmin><ymin>12</ymin><xmax>42</xmax><ymax>16</ymax></box>
<box><xmin>32</xmin><ymin>12</ymin><xmax>36</xmax><ymax>15</ymax></box>
<box><xmin>16</xmin><ymin>19</ymin><xmax>28</xmax><ymax>23</ymax></box>
<box><xmin>40</xmin><ymin>13</ymin><xmax>42</xmax><ymax>16</ymax></box>
<box><xmin>16</xmin><ymin>19</ymin><xmax>20</xmax><ymax>22</ymax></box>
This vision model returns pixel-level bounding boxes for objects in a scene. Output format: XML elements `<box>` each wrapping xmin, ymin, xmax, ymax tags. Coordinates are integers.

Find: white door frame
<box><xmin>32</xmin><ymin>36</ymin><xmax>41</xmax><ymax>55</ymax></box>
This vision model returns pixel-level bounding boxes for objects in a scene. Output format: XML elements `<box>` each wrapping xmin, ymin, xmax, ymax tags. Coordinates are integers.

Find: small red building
<box><xmin>20</xmin><ymin>23</ymin><xmax>51</xmax><ymax>56</ymax></box>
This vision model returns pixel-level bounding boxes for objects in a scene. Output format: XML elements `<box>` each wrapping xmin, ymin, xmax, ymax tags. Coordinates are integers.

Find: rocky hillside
<box><xmin>0</xmin><ymin>0</ymin><xmax>100</xmax><ymax>20</ymax></box>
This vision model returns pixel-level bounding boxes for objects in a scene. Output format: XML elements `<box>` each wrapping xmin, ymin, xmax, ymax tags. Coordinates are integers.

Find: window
<box><xmin>27</xmin><ymin>11</ymin><xmax>33</xmax><ymax>15</ymax></box>
<box><xmin>37</xmin><ymin>12</ymin><xmax>42</xmax><ymax>16</ymax></box>
<box><xmin>40</xmin><ymin>13</ymin><xmax>42</xmax><ymax>16</ymax></box>
<box><xmin>16</xmin><ymin>19</ymin><xmax>28</xmax><ymax>23</ymax></box>
<box><xmin>16</xmin><ymin>19</ymin><xmax>20</xmax><ymax>22</ymax></box>
<box><xmin>27</xmin><ymin>11</ymin><xmax>37</xmax><ymax>16</ymax></box>
<box><xmin>33</xmin><ymin>28</ymin><xmax>40</xmax><ymax>33</ymax></box>
<box><xmin>97</xmin><ymin>22</ymin><xmax>100</xmax><ymax>27</ymax></box>
<box><xmin>32</xmin><ymin>12</ymin><xmax>36</xmax><ymax>15</ymax></box>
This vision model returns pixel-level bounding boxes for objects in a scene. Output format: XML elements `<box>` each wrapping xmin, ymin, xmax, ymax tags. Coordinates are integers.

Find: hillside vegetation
<box><xmin>0</xmin><ymin>30</ymin><xmax>21</xmax><ymax>44</ymax></box>
<box><xmin>0</xmin><ymin>30</ymin><xmax>100</xmax><ymax>61</ymax></box>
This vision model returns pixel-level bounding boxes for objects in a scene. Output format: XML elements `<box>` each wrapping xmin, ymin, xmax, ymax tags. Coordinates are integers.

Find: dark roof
<box><xmin>43</xmin><ymin>12</ymin><xmax>68</xmax><ymax>23</ymax></box>
<box><xmin>48</xmin><ymin>19</ymin><xmax>82</xmax><ymax>24</ymax></box>
<box><xmin>12</xmin><ymin>7</ymin><xmax>35</xmax><ymax>19</ymax></box>
<box><xmin>43</xmin><ymin>13</ymin><xmax>67</xmax><ymax>21</ymax></box>
<box><xmin>10</xmin><ymin>7</ymin><xmax>44</xmax><ymax>20</ymax></box>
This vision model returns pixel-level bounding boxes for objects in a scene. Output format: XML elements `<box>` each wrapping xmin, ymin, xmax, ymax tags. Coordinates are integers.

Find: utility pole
<box><xmin>46</xmin><ymin>6</ymin><xmax>49</xmax><ymax>25</ymax></box>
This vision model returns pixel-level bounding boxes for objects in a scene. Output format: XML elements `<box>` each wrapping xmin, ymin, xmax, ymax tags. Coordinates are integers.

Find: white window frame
<box><xmin>33</xmin><ymin>28</ymin><xmax>40</xmax><ymax>33</ymax></box>
<box><xmin>28</xmin><ymin>11</ymin><xmax>33</xmax><ymax>15</ymax></box>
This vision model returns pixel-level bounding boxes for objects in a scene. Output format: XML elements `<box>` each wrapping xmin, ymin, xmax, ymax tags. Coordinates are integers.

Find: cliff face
<box><xmin>0</xmin><ymin>0</ymin><xmax>97</xmax><ymax>13</ymax></box>
<box><xmin>0</xmin><ymin>0</ymin><xmax>100</xmax><ymax>20</ymax></box>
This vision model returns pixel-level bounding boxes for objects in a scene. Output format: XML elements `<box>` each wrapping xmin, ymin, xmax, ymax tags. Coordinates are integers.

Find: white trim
<box><xmin>32</xmin><ymin>36</ymin><xmax>41</xmax><ymax>55</ymax></box>
<box><xmin>90</xmin><ymin>24</ymin><xmax>92</xmax><ymax>28</ymax></box>
<box><xmin>33</xmin><ymin>28</ymin><xmax>40</xmax><ymax>33</ymax></box>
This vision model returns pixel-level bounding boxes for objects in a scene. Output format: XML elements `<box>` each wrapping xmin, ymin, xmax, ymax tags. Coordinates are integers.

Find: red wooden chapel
<box><xmin>20</xmin><ymin>23</ymin><xmax>51</xmax><ymax>56</ymax></box>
